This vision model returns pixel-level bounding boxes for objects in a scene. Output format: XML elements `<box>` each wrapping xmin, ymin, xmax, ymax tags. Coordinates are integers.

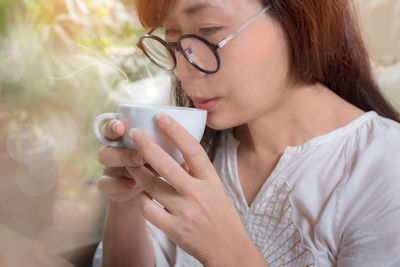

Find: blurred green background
<box><xmin>0</xmin><ymin>0</ymin><xmax>168</xmax><ymax>265</ymax></box>
<box><xmin>0</xmin><ymin>0</ymin><xmax>156</xmax><ymax>180</ymax></box>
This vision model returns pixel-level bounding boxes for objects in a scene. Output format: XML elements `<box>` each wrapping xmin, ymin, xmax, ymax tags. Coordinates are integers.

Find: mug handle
<box><xmin>93</xmin><ymin>113</ymin><xmax>124</xmax><ymax>147</ymax></box>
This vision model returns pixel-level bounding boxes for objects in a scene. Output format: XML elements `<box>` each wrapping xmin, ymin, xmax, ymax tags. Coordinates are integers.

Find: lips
<box><xmin>192</xmin><ymin>98</ymin><xmax>219</xmax><ymax>111</ymax></box>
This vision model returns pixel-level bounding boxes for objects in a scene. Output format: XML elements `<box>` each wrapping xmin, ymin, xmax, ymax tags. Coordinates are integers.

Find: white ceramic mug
<box><xmin>93</xmin><ymin>104</ymin><xmax>207</xmax><ymax>163</ymax></box>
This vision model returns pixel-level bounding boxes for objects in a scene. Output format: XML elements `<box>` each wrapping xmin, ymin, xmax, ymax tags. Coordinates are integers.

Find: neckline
<box><xmin>225</xmin><ymin>111</ymin><xmax>378</xmax><ymax>211</ymax></box>
<box><xmin>227</xmin><ymin>134</ymin><xmax>291</xmax><ymax>212</ymax></box>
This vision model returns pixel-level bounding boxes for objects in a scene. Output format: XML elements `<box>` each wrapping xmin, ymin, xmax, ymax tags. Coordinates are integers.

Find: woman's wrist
<box><xmin>103</xmin><ymin>196</ymin><xmax>155</xmax><ymax>267</ymax></box>
<box><xmin>204</xmin><ymin>233</ymin><xmax>269</xmax><ymax>267</ymax></box>
<box><xmin>108</xmin><ymin>196</ymin><xmax>140</xmax><ymax>209</ymax></box>
<box><xmin>107</xmin><ymin>197</ymin><xmax>145</xmax><ymax>222</ymax></box>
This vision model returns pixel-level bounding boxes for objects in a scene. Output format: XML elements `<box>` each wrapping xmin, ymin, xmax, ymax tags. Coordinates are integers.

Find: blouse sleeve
<box><xmin>337</xmin><ymin>140</ymin><xmax>400</xmax><ymax>266</ymax></box>
<box><xmin>92</xmin><ymin>221</ymin><xmax>176</xmax><ymax>267</ymax></box>
<box><xmin>146</xmin><ymin>220</ymin><xmax>177</xmax><ymax>267</ymax></box>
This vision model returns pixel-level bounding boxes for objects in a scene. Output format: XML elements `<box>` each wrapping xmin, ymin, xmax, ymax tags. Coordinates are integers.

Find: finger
<box><xmin>180</xmin><ymin>162</ymin><xmax>192</xmax><ymax>175</ymax></box>
<box><xmin>139</xmin><ymin>191</ymin><xmax>174</xmax><ymax>235</ymax></box>
<box><xmin>97</xmin><ymin>176</ymin><xmax>139</xmax><ymax>195</ymax></box>
<box><xmin>98</xmin><ymin>146</ymin><xmax>144</xmax><ymax>167</ymax></box>
<box><xmin>101</xmin><ymin>119</ymin><xmax>125</xmax><ymax>140</ymax></box>
<box><xmin>156</xmin><ymin>113</ymin><xmax>215</xmax><ymax>178</ymax></box>
<box><xmin>126</xmin><ymin>166</ymin><xmax>180</xmax><ymax>211</ymax></box>
<box><xmin>103</xmin><ymin>167</ymin><xmax>131</xmax><ymax>178</ymax></box>
<box><xmin>129</xmin><ymin>129</ymin><xmax>188</xmax><ymax>192</ymax></box>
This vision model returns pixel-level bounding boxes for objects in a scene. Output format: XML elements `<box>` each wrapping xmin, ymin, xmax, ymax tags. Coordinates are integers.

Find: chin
<box><xmin>205</xmin><ymin>113</ymin><xmax>239</xmax><ymax>131</ymax></box>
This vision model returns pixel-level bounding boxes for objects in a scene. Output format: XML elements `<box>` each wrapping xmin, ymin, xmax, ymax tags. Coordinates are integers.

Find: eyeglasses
<box><xmin>136</xmin><ymin>6</ymin><xmax>270</xmax><ymax>74</ymax></box>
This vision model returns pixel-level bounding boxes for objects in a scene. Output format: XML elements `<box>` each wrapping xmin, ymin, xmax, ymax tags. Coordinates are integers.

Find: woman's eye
<box><xmin>165</xmin><ymin>29</ymin><xmax>180</xmax><ymax>36</ymax></box>
<box><xmin>199</xmin><ymin>27</ymin><xmax>222</xmax><ymax>35</ymax></box>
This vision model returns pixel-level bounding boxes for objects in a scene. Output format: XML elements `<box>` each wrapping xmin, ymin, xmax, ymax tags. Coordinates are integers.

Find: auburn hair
<box><xmin>134</xmin><ymin>0</ymin><xmax>400</xmax><ymax>161</ymax></box>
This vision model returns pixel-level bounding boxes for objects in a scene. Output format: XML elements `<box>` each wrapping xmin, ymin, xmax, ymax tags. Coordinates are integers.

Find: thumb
<box><xmin>101</xmin><ymin>119</ymin><xmax>125</xmax><ymax>140</ymax></box>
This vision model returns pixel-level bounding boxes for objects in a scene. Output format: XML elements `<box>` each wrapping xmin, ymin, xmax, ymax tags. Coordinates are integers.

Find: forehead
<box><xmin>164</xmin><ymin>0</ymin><xmax>262</xmax><ymax>21</ymax></box>
<box><xmin>175</xmin><ymin>0</ymin><xmax>237</xmax><ymax>13</ymax></box>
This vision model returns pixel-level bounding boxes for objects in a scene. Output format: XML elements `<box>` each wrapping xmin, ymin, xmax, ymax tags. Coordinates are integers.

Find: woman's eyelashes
<box><xmin>165</xmin><ymin>26</ymin><xmax>223</xmax><ymax>38</ymax></box>
<box><xmin>165</xmin><ymin>29</ymin><xmax>180</xmax><ymax>35</ymax></box>
<box><xmin>198</xmin><ymin>27</ymin><xmax>223</xmax><ymax>35</ymax></box>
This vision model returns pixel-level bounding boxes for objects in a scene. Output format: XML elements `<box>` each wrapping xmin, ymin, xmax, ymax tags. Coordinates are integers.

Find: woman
<box><xmin>93</xmin><ymin>0</ymin><xmax>400</xmax><ymax>266</ymax></box>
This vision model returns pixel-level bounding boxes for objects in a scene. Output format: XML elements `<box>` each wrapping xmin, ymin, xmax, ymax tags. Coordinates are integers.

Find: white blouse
<box><xmin>93</xmin><ymin>111</ymin><xmax>400</xmax><ymax>267</ymax></box>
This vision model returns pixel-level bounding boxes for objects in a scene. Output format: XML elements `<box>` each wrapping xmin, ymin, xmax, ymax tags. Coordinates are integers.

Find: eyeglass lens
<box><xmin>140</xmin><ymin>37</ymin><xmax>219</xmax><ymax>72</ymax></box>
<box><xmin>180</xmin><ymin>37</ymin><xmax>218</xmax><ymax>72</ymax></box>
<box><xmin>141</xmin><ymin>38</ymin><xmax>174</xmax><ymax>70</ymax></box>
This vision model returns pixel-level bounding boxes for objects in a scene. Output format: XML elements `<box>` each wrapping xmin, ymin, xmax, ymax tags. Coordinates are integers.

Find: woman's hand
<box><xmin>126</xmin><ymin>114</ymin><xmax>266</xmax><ymax>266</ymax></box>
<box><xmin>97</xmin><ymin>119</ymin><xmax>145</xmax><ymax>202</ymax></box>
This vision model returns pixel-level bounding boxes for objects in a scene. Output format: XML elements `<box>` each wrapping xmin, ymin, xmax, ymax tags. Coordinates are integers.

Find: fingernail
<box><xmin>112</xmin><ymin>121</ymin><xmax>122</xmax><ymax>134</ymax></box>
<box><xmin>156</xmin><ymin>112</ymin><xmax>172</xmax><ymax>128</ymax></box>
<box><xmin>129</xmin><ymin>128</ymin><xmax>144</xmax><ymax>143</ymax></box>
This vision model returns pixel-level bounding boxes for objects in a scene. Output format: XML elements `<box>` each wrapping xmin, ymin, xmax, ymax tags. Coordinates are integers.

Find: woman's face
<box><xmin>163</xmin><ymin>0</ymin><xmax>292</xmax><ymax>130</ymax></box>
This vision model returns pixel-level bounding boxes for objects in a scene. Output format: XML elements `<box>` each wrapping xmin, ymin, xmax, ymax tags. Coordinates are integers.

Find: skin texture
<box><xmin>98</xmin><ymin>0</ymin><xmax>364</xmax><ymax>266</ymax></box>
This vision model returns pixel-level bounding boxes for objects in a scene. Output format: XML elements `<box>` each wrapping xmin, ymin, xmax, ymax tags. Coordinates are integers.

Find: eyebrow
<box><xmin>183</xmin><ymin>2</ymin><xmax>225</xmax><ymax>15</ymax></box>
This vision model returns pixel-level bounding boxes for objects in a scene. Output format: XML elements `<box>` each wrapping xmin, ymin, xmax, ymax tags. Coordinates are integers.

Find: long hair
<box><xmin>134</xmin><ymin>0</ymin><xmax>400</xmax><ymax>162</ymax></box>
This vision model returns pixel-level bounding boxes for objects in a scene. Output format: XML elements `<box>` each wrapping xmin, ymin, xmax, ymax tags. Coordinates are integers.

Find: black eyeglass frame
<box><xmin>136</xmin><ymin>5</ymin><xmax>270</xmax><ymax>74</ymax></box>
<box><xmin>137</xmin><ymin>32</ymin><xmax>221</xmax><ymax>74</ymax></box>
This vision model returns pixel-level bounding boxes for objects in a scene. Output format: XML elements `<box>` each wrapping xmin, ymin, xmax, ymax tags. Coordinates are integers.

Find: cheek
<box><xmin>205</xmin><ymin>28</ymin><xmax>291</xmax><ymax>129</ymax></box>
<box><xmin>218</xmin><ymin>18</ymin><xmax>291</xmax><ymax>91</ymax></box>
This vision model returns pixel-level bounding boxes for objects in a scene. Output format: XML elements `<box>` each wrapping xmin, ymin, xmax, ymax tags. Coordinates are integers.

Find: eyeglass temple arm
<box><xmin>217</xmin><ymin>6</ymin><xmax>270</xmax><ymax>48</ymax></box>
